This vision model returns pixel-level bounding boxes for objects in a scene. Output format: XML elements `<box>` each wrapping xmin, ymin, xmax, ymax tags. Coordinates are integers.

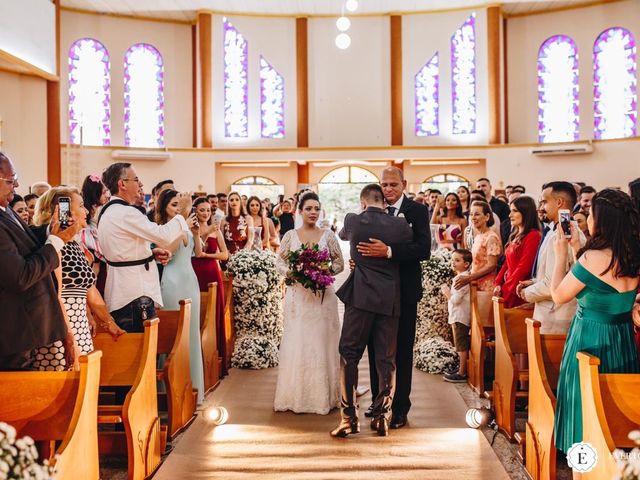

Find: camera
<box><xmin>559</xmin><ymin>209</ymin><xmax>572</xmax><ymax>239</ymax></box>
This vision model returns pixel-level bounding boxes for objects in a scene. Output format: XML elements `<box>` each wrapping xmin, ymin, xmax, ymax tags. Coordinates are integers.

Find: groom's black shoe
<box><xmin>371</xmin><ymin>417</ymin><xmax>389</xmax><ymax>436</ymax></box>
<box><xmin>364</xmin><ymin>404</ymin><xmax>375</xmax><ymax>418</ymax></box>
<box><xmin>390</xmin><ymin>413</ymin><xmax>408</xmax><ymax>429</ymax></box>
<box><xmin>330</xmin><ymin>418</ymin><xmax>360</xmax><ymax>438</ymax></box>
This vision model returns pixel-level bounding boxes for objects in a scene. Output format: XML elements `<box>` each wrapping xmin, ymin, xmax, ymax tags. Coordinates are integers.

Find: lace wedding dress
<box><xmin>274</xmin><ymin>229</ymin><xmax>344</xmax><ymax>414</ymax></box>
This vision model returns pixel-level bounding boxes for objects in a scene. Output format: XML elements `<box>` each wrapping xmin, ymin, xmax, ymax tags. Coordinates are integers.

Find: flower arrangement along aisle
<box><xmin>414</xmin><ymin>248</ymin><xmax>459</xmax><ymax>374</ymax></box>
<box><xmin>0</xmin><ymin>422</ymin><xmax>55</xmax><ymax>479</ymax></box>
<box><xmin>615</xmin><ymin>430</ymin><xmax>640</xmax><ymax>480</ymax></box>
<box><xmin>284</xmin><ymin>243</ymin><xmax>335</xmax><ymax>301</ymax></box>
<box><xmin>226</xmin><ymin>249</ymin><xmax>283</xmax><ymax>369</ymax></box>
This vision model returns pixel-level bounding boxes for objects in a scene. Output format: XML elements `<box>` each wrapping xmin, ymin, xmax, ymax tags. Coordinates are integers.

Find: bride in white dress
<box><xmin>274</xmin><ymin>192</ymin><xmax>344</xmax><ymax>414</ymax></box>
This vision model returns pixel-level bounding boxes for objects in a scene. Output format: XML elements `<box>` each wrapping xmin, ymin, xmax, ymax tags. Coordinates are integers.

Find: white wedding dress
<box><xmin>274</xmin><ymin>229</ymin><xmax>344</xmax><ymax>414</ymax></box>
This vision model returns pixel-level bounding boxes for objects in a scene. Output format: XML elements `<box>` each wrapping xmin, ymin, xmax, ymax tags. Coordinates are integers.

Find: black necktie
<box><xmin>387</xmin><ymin>206</ymin><xmax>396</xmax><ymax>216</ymax></box>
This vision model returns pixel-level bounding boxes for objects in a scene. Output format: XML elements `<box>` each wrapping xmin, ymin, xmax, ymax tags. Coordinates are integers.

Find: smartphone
<box><xmin>59</xmin><ymin>196</ymin><xmax>71</xmax><ymax>230</ymax></box>
<box><xmin>559</xmin><ymin>209</ymin><xmax>572</xmax><ymax>238</ymax></box>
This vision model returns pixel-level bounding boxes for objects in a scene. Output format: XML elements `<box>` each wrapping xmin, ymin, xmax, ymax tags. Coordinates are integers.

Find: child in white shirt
<box><xmin>440</xmin><ymin>249</ymin><xmax>472</xmax><ymax>382</ymax></box>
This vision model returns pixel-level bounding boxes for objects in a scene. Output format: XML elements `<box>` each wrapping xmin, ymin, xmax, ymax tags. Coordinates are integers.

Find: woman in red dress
<box><xmin>191</xmin><ymin>197</ymin><xmax>229</xmax><ymax>373</ymax></box>
<box><xmin>220</xmin><ymin>192</ymin><xmax>254</xmax><ymax>256</ymax></box>
<box><xmin>494</xmin><ymin>196</ymin><xmax>542</xmax><ymax>308</ymax></box>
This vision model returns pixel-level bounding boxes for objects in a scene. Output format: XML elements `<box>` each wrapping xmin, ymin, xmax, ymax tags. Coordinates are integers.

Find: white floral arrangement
<box><xmin>414</xmin><ymin>249</ymin><xmax>457</xmax><ymax>373</ymax></box>
<box><xmin>413</xmin><ymin>336</ymin><xmax>460</xmax><ymax>374</ymax></box>
<box><xmin>0</xmin><ymin>422</ymin><xmax>55</xmax><ymax>479</ymax></box>
<box><xmin>614</xmin><ymin>430</ymin><xmax>640</xmax><ymax>479</ymax></box>
<box><xmin>227</xmin><ymin>249</ymin><xmax>283</xmax><ymax>369</ymax></box>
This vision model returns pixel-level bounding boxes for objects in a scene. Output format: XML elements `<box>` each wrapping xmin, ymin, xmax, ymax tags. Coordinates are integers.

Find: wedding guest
<box><xmin>147</xmin><ymin>179</ymin><xmax>174</xmax><ymax>222</ymax></box>
<box><xmin>476</xmin><ymin>177</ymin><xmax>510</xmax><ymax>223</ymax></box>
<box><xmin>157</xmin><ymin>189</ymin><xmax>205</xmax><ymax>404</ymax></box>
<box><xmin>496</xmin><ymin>194</ymin><xmax>509</xmax><ymax>204</ymax></box>
<box><xmin>573</xmin><ymin>210</ymin><xmax>590</xmax><ymax>241</ymax></box>
<box><xmin>247</xmin><ymin>195</ymin><xmax>271</xmax><ymax>249</ymax></box>
<box><xmin>274</xmin><ymin>199</ymin><xmax>295</xmax><ymax>239</ymax></box>
<box><xmin>430</xmin><ymin>192</ymin><xmax>467</xmax><ymax>250</ymax></box>
<box><xmin>9</xmin><ymin>195</ymin><xmax>29</xmax><ymax>224</ymax></box>
<box><xmin>217</xmin><ymin>193</ymin><xmax>228</xmax><ymax>217</ymax></box>
<box><xmin>30</xmin><ymin>181</ymin><xmax>51</xmax><ymax>197</ymax></box>
<box><xmin>441</xmin><ymin>249</ymin><xmax>472</xmax><ymax>383</ymax></box>
<box><xmin>552</xmin><ymin>189</ymin><xmax>640</xmax><ymax>466</ymax></box>
<box><xmin>578</xmin><ymin>186</ymin><xmax>596</xmax><ymax>214</ymax></box>
<box><xmin>494</xmin><ymin>196</ymin><xmax>542</xmax><ymax>307</ymax></box>
<box><xmin>24</xmin><ymin>193</ymin><xmax>38</xmax><ymax>225</ymax></box>
<box><xmin>426</xmin><ymin>189</ymin><xmax>441</xmax><ymax>220</ymax></box>
<box><xmin>241</xmin><ymin>195</ymin><xmax>248</xmax><ymax>209</ymax></box>
<box><xmin>80</xmin><ymin>174</ymin><xmax>110</xmax><ymax>293</ymax></box>
<box><xmin>220</xmin><ymin>191</ymin><xmax>254</xmax><ymax>256</ymax></box>
<box><xmin>504</xmin><ymin>186</ymin><xmax>514</xmax><ymax>198</ymax></box>
<box><xmin>456</xmin><ymin>185</ymin><xmax>471</xmax><ymax>218</ymax></box>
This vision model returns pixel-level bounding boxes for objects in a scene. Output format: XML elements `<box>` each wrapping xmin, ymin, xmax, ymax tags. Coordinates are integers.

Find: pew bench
<box><xmin>468</xmin><ymin>283</ymin><xmax>495</xmax><ymax>397</ymax></box>
<box><xmin>223</xmin><ymin>274</ymin><xmax>235</xmax><ymax>368</ymax></box>
<box><xmin>200</xmin><ymin>282</ymin><xmax>220</xmax><ymax>393</ymax></box>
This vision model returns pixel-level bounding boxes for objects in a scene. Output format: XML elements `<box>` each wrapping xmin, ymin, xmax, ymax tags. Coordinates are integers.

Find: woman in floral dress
<box><xmin>220</xmin><ymin>192</ymin><xmax>254</xmax><ymax>259</ymax></box>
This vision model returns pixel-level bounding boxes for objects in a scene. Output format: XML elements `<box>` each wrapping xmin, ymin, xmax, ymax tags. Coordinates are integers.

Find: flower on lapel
<box><xmin>398</xmin><ymin>213</ymin><xmax>405</xmax><ymax>218</ymax></box>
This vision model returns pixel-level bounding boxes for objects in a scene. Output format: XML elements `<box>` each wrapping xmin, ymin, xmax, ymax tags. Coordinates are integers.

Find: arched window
<box><xmin>232</xmin><ymin>176</ymin><xmax>283</xmax><ymax>200</ymax></box>
<box><xmin>234</xmin><ymin>176</ymin><xmax>276</xmax><ymax>185</ymax></box>
<box><xmin>223</xmin><ymin>17</ymin><xmax>248</xmax><ymax>138</ymax></box>
<box><xmin>415</xmin><ymin>53</ymin><xmax>439</xmax><ymax>136</ymax></box>
<box><xmin>124</xmin><ymin>43</ymin><xmax>164</xmax><ymax>147</ymax></box>
<box><xmin>593</xmin><ymin>27</ymin><xmax>637</xmax><ymax>140</ymax></box>
<box><xmin>319</xmin><ymin>166</ymin><xmax>378</xmax><ymax>184</ymax></box>
<box><xmin>68</xmin><ymin>38</ymin><xmax>110</xmax><ymax>146</ymax></box>
<box><xmin>421</xmin><ymin>173</ymin><xmax>469</xmax><ymax>194</ymax></box>
<box><xmin>451</xmin><ymin>13</ymin><xmax>476</xmax><ymax>135</ymax></box>
<box><xmin>318</xmin><ymin>166</ymin><xmax>380</xmax><ymax>226</ymax></box>
<box><xmin>537</xmin><ymin>35</ymin><xmax>579</xmax><ymax>143</ymax></box>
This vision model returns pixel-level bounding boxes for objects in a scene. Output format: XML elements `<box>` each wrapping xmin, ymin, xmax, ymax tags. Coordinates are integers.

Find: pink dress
<box><xmin>471</xmin><ymin>230</ymin><xmax>502</xmax><ymax>292</ymax></box>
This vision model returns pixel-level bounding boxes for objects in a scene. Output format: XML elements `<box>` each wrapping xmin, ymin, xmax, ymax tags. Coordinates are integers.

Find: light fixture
<box><xmin>336</xmin><ymin>16</ymin><xmax>351</xmax><ymax>32</ymax></box>
<box><xmin>220</xmin><ymin>162</ymin><xmax>291</xmax><ymax>168</ymax></box>
<box><xmin>465</xmin><ymin>407</ymin><xmax>494</xmax><ymax>429</ymax></box>
<box><xmin>345</xmin><ymin>0</ymin><xmax>359</xmax><ymax>12</ymax></box>
<box><xmin>335</xmin><ymin>33</ymin><xmax>351</xmax><ymax>49</ymax></box>
<box><xmin>204</xmin><ymin>406</ymin><xmax>229</xmax><ymax>426</ymax></box>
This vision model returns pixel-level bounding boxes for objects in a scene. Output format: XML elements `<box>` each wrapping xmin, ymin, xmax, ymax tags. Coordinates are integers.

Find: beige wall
<box><xmin>0</xmin><ymin>71</ymin><xmax>48</xmax><ymax>188</ymax></box>
<box><xmin>60</xmin><ymin>10</ymin><xmax>193</xmax><ymax>147</ymax></box>
<box><xmin>507</xmin><ymin>0</ymin><xmax>640</xmax><ymax>143</ymax></box>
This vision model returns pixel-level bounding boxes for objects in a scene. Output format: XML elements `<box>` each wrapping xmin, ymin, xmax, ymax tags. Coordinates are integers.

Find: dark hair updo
<box><xmin>298</xmin><ymin>192</ymin><xmax>320</xmax><ymax>211</ymax></box>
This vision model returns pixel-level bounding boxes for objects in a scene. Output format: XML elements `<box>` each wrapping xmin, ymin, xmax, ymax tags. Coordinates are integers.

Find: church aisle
<box><xmin>154</xmin><ymin>365</ymin><xmax>510</xmax><ymax>479</ymax></box>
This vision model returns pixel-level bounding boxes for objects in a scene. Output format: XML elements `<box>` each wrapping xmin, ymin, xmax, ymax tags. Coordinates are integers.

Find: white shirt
<box><xmin>213</xmin><ymin>209</ymin><xmax>225</xmax><ymax>224</ymax></box>
<box><xmin>448</xmin><ymin>273</ymin><xmax>471</xmax><ymax>326</ymax></box>
<box><xmin>97</xmin><ymin>196</ymin><xmax>188</xmax><ymax>311</ymax></box>
<box><xmin>387</xmin><ymin>195</ymin><xmax>405</xmax><ymax>216</ymax></box>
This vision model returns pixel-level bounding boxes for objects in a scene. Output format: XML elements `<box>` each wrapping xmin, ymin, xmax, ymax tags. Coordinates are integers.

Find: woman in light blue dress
<box><xmin>157</xmin><ymin>189</ymin><xmax>205</xmax><ymax>404</ymax></box>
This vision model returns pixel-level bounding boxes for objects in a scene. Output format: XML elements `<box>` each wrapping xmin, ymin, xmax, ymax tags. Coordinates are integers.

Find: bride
<box><xmin>274</xmin><ymin>192</ymin><xmax>344</xmax><ymax>414</ymax></box>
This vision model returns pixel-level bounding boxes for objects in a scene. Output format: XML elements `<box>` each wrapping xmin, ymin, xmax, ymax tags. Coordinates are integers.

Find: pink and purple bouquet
<box><xmin>284</xmin><ymin>243</ymin><xmax>335</xmax><ymax>298</ymax></box>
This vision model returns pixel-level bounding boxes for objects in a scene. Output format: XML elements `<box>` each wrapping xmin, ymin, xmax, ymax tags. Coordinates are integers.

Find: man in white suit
<box><xmin>517</xmin><ymin>181</ymin><xmax>586</xmax><ymax>334</ymax></box>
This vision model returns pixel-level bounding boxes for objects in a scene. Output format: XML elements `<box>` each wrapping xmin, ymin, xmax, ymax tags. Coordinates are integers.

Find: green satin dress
<box><xmin>554</xmin><ymin>262</ymin><xmax>640</xmax><ymax>453</ymax></box>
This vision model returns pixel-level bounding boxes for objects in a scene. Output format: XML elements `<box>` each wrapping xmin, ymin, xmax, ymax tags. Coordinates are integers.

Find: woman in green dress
<box><xmin>551</xmin><ymin>189</ymin><xmax>640</xmax><ymax>477</ymax></box>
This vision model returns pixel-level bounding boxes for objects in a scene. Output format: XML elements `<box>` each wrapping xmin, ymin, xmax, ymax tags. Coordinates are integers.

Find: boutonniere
<box><xmin>398</xmin><ymin>213</ymin><xmax>405</xmax><ymax>218</ymax></box>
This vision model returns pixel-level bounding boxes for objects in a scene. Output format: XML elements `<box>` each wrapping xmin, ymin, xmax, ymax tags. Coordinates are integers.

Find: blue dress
<box><xmin>161</xmin><ymin>234</ymin><xmax>205</xmax><ymax>404</ymax></box>
<box><xmin>554</xmin><ymin>262</ymin><xmax>640</xmax><ymax>453</ymax></box>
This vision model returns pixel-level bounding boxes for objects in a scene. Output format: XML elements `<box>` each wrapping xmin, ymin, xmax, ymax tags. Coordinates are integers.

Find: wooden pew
<box><xmin>525</xmin><ymin>319</ymin><xmax>566</xmax><ymax>480</ymax></box>
<box><xmin>94</xmin><ymin>319</ymin><xmax>162</xmax><ymax>480</ymax></box>
<box><xmin>223</xmin><ymin>273</ymin><xmax>235</xmax><ymax>368</ymax></box>
<box><xmin>468</xmin><ymin>282</ymin><xmax>495</xmax><ymax>396</ymax></box>
<box><xmin>157</xmin><ymin>300</ymin><xmax>197</xmax><ymax>440</ymax></box>
<box><xmin>200</xmin><ymin>282</ymin><xmax>220</xmax><ymax>393</ymax></box>
<box><xmin>578</xmin><ymin>351</ymin><xmax>640</xmax><ymax>480</ymax></box>
<box><xmin>0</xmin><ymin>351</ymin><xmax>101</xmax><ymax>480</ymax></box>
<box><xmin>492</xmin><ymin>297</ymin><xmax>533</xmax><ymax>441</ymax></box>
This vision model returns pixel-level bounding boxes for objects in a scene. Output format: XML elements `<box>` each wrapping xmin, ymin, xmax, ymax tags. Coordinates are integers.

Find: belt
<box><xmin>105</xmin><ymin>254</ymin><xmax>156</xmax><ymax>271</ymax></box>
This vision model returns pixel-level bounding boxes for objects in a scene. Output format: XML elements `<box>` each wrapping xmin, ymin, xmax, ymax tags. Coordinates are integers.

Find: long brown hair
<box><xmin>155</xmin><ymin>189</ymin><xmax>178</xmax><ymax>225</ymax></box>
<box><xmin>226</xmin><ymin>191</ymin><xmax>247</xmax><ymax>222</ymax></box>
<box><xmin>508</xmin><ymin>196</ymin><xmax>541</xmax><ymax>244</ymax></box>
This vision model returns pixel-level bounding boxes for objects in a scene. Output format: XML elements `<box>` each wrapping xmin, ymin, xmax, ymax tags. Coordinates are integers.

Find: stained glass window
<box><xmin>260</xmin><ymin>56</ymin><xmax>285</xmax><ymax>139</ymax></box>
<box><xmin>593</xmin><ymin>28</ymin><xmax>637</xmax><ymax>140</ymax></box>
<box><xmin>68</xmin><ymin>38</ymin><xmax>110</xmax><ymax>146</ymax></box>
<box><xmin>415</xmin><ymin>53</ymin><xmax>439</xmax><ymax>136</ymax></box>
<box><xmin>451</xmin><ymin>14</ymin><xmax>476</xmax><ymax>135</ymax></box>
<box><xmin>538</xmin><ymin>35</ymin><xmax>579</xmax><ymax>143</ymax></box>
<box><xmin>223</xmin><ymin>17</ymin><xmax>248</xmax><ymax>137</ymax></box>
<box><xmin>124</xmin><ymin>43</ymin><xmax>164</xmax><ymax>147</ymax></box>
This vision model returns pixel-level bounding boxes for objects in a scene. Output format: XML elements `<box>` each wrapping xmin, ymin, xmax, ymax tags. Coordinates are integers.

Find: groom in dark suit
<box><xmin>332</xmin><ymin>184</ymin><xmax>413</xmax><ymax>438</ymax></box>
<box><xmin>358</xmin><ymin>167</ymin><xmax>431</xmax><ymax>429</ymax></box>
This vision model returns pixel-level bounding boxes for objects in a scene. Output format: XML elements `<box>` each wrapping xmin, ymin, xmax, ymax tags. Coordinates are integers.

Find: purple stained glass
<box><xmin>415</xmin><ymin>52</ymin><xmax>439</xmax><ymax>136</ymax></box>
<box><xmin>68</xmin><ymin>38</ymin><xmax>111</xmax><ymax>146</ymax></box>
<box><xmin>223</xmin><ymin>17</ymin><xmax>248</xmax><ymax>138</ymax></box>
<box><xmin>593</xmin><ymin>27</ymin><xmax>637</xmax><ymax>140</ymax></box>
<box><xmin>124</xmin><ymin>43</ymin><xmax>164</xmax><ymax>147</ymax></box>
<box><xmin>451</xmin><ymin>14</ymin><xmax>476</xmax><ymax>135</ymax></box>
<box><xmin>260</xmin><ymin>56</ymin><xmax>285</xmax><ymax>139</ymax></box>
<box><xmin>537</xmin><ymin>35</ymin><xmax>579</xmax><ymax>143</ymax></box>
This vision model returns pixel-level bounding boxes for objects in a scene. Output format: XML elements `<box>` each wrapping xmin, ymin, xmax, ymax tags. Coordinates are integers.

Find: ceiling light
<box><xmin>335</xmin><ymin>33</ymin><xmax>351</xmax><ymax>50</ymax></box>
<box><xmin>336</xmin><ymin>16</ymin><xmax>351</xmax><ymax>32</ymax></box>
<box><xmin>345</xmin><ymin>0</ymin><xmax>359</xmax><ymax>13</ymax></box>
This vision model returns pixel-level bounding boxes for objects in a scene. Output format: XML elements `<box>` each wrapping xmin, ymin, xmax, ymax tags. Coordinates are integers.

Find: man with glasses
<box><xmin>0</xmin><ymin>153</ymin><xmax>80</xmax><ymax>370</ymax></box>
<box><xmin>98</xmin><ymin>163</ymin><xmax>193</xmax><ymax>332</ymax></box>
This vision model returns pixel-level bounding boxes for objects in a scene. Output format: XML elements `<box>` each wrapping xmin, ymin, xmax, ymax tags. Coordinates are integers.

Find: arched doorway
<box><xmin>421</xmin><ymin>173</ymin><xmax>469</xmax><ymax>194</ymax></box>
<box><xmin>318</xmin><ymin>166</ymin><xmax>379</xmax><ymax>227</ymax></box>
<box><xmin>231</xmin><ymin>175</ymin><xmax>284</xmax><ymax>202</ymax></box>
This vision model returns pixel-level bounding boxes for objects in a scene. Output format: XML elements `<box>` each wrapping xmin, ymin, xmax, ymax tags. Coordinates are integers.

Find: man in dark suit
<box><xmin>0</xmin><ymin>153</ymin><xmax>78</xmax><ymax>370</ymax></box>
<box><xmin>332</xmin><ymin>184</ymin><xmax>413</xmax><ymax>438</ymax></box>
<box><xmin>357</xmin><ymin>167</ymin><xmax>431</xmax><ymax>429</ymax></box>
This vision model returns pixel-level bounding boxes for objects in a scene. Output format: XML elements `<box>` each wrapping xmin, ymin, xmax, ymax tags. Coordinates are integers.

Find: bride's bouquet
<box><xmin>284</xmin><ymin>243</ymin><xmax>335</xmax><ymax>298</ymax></box>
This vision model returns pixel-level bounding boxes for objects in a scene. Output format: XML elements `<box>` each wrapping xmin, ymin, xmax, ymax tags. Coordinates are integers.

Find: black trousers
<box><xmin>339</xmin><ymin>305</ymin><xmax>399</xmax><ymax>420</ymax></box>
<box><xmin>110</xmin><ymin>296</ymin><xmax>157</xmax><ymax>333</ymax></box>
<box><xmin>368</xmin><ymin>299</ymin><xmax>418</xmax><ymax>416</ymax></box>
<box><xmin>0</xmin><ymin>350</ymin><xmax>33</xmax><ymax>371</ymax></box>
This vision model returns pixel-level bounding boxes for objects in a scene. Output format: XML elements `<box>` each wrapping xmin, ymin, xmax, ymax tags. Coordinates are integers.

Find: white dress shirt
<box><xmin>97</xmin><ymin>196</ymin><xmax>188</xmax><ymax>311</ymax></box>
<box><xmin>213</xmin><ymin>209</ymin><xmax>225</xmax><ymax>224</ymax></box>
<box><xmin>387</xmin><ymin>195</ymin><xmax>405</xmax><ymax>216</ymax></box>
<box><xmin>447</xmin><ymin>273</ymin><xmax>471</xmax><ymax>327</ymax></box>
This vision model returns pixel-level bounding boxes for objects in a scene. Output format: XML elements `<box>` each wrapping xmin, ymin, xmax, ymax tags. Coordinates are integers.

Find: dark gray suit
<box><xmin>336</xmin><ymin>207</ymin><xmax>413</xmax><ymax>420</ymax></box>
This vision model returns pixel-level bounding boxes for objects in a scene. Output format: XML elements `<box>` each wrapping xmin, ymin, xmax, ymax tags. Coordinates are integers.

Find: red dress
<box><xmin>495</xmin><ymin>229</ymin><xmax>542</xmax><ymax>308</ymax></box>
<box><xmin>223</xmin><ymin>215</ymin><xmax>248</xmax><ymax>255</ymax></box>
<box><xmin>191</xmin><ymin>236</ymin><xmax>226</xmax><ymax>372</ymax></box>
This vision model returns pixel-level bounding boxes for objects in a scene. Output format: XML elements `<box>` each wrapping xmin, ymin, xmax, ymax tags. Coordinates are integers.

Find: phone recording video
<box><xmin>559</xmin><ymin>209</ymin><xmax>572</xmax><ymax>239</ymax></box>
<box><xmin>58</xmin><ymin>196</ymin><xmax>71</xmax><ymax>230</ymax></box>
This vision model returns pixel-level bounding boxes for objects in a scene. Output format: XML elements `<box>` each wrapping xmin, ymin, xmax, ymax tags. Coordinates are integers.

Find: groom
<box><xmin>332</xmin><ymin>184</ymin><xmax>413</xmax><ymax>437</ymax></box>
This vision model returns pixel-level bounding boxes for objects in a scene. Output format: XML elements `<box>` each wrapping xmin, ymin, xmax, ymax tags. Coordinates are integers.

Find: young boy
<box><xmin>440</xmin><ymin>249</ymin><xmax>473</xmax><ymax>383</ymax></box>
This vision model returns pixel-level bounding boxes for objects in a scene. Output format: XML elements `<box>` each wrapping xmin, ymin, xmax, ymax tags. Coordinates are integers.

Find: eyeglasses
<box><xmin>0</xmin><ymin>174</ymin><xmax>18</xmax><ymax>186</ymax></box>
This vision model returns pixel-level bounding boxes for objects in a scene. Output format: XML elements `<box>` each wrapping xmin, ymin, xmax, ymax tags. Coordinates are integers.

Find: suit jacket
<box><xmin>523</xmin><ymin>225</ymin><xmax>586</xmax><ymax>334</ymax></box>
<box><xmin>336</xmin><ymin>207</ymin><xmax>413</xmax><ymax>317</ymax></box>
<box><xmin>391</xmin><ymin>196</ymin><xmax>431</xmax><ymax>305</ymax></box>
<box><xmin>0</xmin><ymin>207</ymin><xmax>67</xmax><ymax>356</ymax></box>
